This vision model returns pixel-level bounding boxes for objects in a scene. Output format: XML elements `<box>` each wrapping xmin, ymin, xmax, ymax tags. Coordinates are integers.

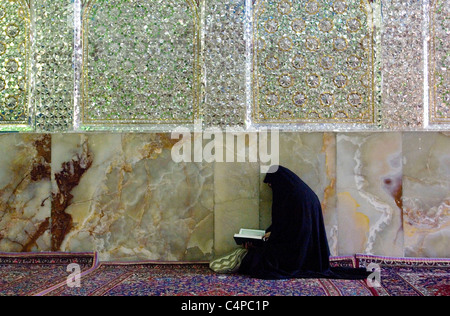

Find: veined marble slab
<box><xmin>337</xmin><ymin>133</ymin><xmax>404</xmax><ymax>257</ymax></box>
<box><xmin>0</xmin><ymin>132</ymin><xmax>447</xmax><ymax>260</ymax></box>
<box><xmin>214</xmin><ymin>161</ymin><xmax>260</xmax><ymax>257</ymax></box>
<box><xmin>0</xmin><ymin>134</ymin><xmax>51</xmax><ymax>252</ymax></box>
<box><xmin>51</xmin><ymin>133</ymin><xmax>214</xmax><ymax>262</ymax></box>
<box><xmin>403</xmin><ymin>133</ymin><xmax>450</xmax><ymax>258</ymax></box>
<box><xmin>213</xmin><ymin>132</ymin><xmax>261</xmax><ymax>257</ymax></box>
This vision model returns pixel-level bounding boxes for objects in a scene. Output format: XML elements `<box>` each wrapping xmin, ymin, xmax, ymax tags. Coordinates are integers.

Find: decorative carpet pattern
<box><xmin>357</xmin><ymin>255</ymin><xmax>450</xmax><ymax>297</ymax></box>
<box><xmin>44</xmin><ymin>257</ymin><xmax>373</xmax><ymax>296</ymax></box>
<box><xmin>1</xmin><ymin>253</ymin><xmax>449</xmax><ymax>296</ymax></box>
<box><xmin>0</xmin><ymin>253</ymin><xmax>97</xmax><ymax>296</ymax></box>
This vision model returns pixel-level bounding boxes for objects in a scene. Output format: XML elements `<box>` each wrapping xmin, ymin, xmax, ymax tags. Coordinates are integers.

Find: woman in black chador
<box><xmin>237</xmin><ymin>166</ymin><xmax>369</xmax><ymax>280</ymax></box>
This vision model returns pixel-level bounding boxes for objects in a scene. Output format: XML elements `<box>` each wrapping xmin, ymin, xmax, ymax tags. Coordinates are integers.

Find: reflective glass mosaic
<box><xmin>204</xmin><ymin>0</ymin><xmax>247</xmax><ymax>127</ymax></box>
<box><xmin>380</xmin><ymin>0</ymin><xmax>424</xmax><ymax>129</ymax></box>
<box><xmin>0</xmin><ymin>0</ymin><xmax>449</xmax><ymax>132</ymax></box>
<box><xmin>81</xmin><ymin>0</ymin><xmax>201</xmax><ymax>125</ymax></box>
<box><xmin>0</xmin><ymin>0</ymin><xmax>30</xmax><ymax>127</ymax></box>
<box><xmin>35</xmin><ymin>0</ymin><xmax>75</xmax><ymax>132</ymax></box>
<box><xmin>252</xmin><ymin>0</ymin><xmax>376</xmax><ymax>124</ymax></box>
<box><xmin>430</xmin><ymin>0</ymin><xmax>450</xmax><ymax>123</ymax></box>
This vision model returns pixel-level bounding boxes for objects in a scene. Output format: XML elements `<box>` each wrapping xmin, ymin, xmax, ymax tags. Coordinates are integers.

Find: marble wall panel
<box><xmin>213</xmin><ymin>132</ymin><xmax>261</xmax><ymax>256</ymax></box>
<box><xmin>51</xmin><ymin>133</ymin><xmax>214</xmax><ymax>261</ymax></box>
<box><xmin>0</xmin><ymin>134</ymin><xmax>51</xmax><ymax>252</ymax></box>
<box><xmin>214</xmin><ymin>161</ymin><xmax>260</xmax><ymax>257</ymax></box>
<box><xmin>0</xmin><ymin>132</ymin><xmax>449</xmax><ymax>260</ymax></box>
<box><xmin>403</xmin><ymin>132</ymin><xmax>450</xmax><ymax>258</ymax></box>
<box><xmin>336</xmin><ymin>133</ymin><xmax>404</xmax><ymax>257</ymax></box>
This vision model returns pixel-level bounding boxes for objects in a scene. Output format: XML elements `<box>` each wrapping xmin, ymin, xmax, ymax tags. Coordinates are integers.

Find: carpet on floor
<box><xmin>357</xmin><ymin>255</ymin><xmax>450</xmax><ymax>296</ymax></box>
<box><xmin>43</xmin><ymin>256</ymin><xmax>374</xmax><ymax>296</ymax></box>
<box><xmin>0</xmin><ymin>252</ymin><xmax>97</xmax><ymax>296</ymax></box>
<box><xmin>1</xmin><ymin>253</ymin><xmax>449</xmax><ymax>296</ymax></box>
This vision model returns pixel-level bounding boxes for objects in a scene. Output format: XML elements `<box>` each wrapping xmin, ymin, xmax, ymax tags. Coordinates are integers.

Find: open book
<box><xmin>234</xmin><ymin>229</ymin><xmax>266</xmax><ymax>247</ymax></box>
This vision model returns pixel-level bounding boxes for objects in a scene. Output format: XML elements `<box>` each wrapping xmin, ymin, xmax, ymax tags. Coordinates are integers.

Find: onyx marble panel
<box><xmin>0</xmin><ymin>131</ymin><xmax>448</xmax><ymax>261</ymax></box>
<box><xmin>0</xmin><ymin>134</ymin><xmax>51</xmax><ymax>252</ymax></box>
<box><xmin>403</xmin><ymin>132</ymin><xmax>450</xmax><ymax>258</ymax></box>
<box><xmin>213</xmin><ymin>133</ymin><xmax>260</xmax><ymax>257</ymax></box>
<box><xmin>336</xmin><ymin>133</ymin><xmax>404</xmax><ymax>257</ymax></box>
<box><xmin>51</xmin><ymin>133</ymin><xmax>214</xmax><ymax>261</ymax></box>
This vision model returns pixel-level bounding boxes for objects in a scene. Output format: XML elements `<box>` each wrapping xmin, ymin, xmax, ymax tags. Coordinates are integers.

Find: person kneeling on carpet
<box><xmin>210</xmin><ymin>166</ymin><xmax>369</xmax><ymax>280</ymax></box>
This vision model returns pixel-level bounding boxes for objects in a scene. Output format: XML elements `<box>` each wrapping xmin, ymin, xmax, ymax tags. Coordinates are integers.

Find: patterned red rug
<box><xmin>1</xmin><ymin>253</ymin><xmax>449</xmax><ymax>296</ymax></box>
<box><xmin>0</xmin><ymin>252</ymin><xmax>97</xmax><ymax>296</ymax></box>
<box><xmin>357</xmin><ymin>255</ymin><xmax>450</xmax><ymax>296</ymax></box>
<box><xmin>43</xmin><ymin>256</ymin><xmax>374</xmax><ymax>296</ymax></box>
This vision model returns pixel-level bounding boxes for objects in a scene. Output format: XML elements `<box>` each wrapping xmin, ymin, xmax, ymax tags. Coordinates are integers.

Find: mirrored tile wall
<box><xmin>0</xmin><ymin>0</ymin><xmax>448</xmax><ymax>132</ymax></box>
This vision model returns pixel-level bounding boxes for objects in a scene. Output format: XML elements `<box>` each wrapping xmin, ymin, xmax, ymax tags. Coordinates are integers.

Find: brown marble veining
<box><xmin>51</xmin><ymin>140</ymin><xmax>93</xmax><ymax>251</ymax></box>
<box><xmin>0</xmin><ymin>132</ymin><xmax>448</xmax><ymax>259</ymax></box>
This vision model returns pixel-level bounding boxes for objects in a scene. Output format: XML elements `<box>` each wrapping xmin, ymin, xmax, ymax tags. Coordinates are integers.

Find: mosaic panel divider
<box><xmin>35</xmin><ymin>0</ymin><xmax>75</xmax><ymax>132</ymax></box>
<box><xmin>429</xmin><ymin>0</ymin><xmax>450</xmax><ymax>124</ymax></box>
<box><xmin>0</xmin><ymin>0</ymin><xmax>449</xmax><ymax>132</ymax></box>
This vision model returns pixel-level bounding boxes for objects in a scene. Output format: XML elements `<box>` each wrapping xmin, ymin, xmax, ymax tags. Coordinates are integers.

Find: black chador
<box><xmin>239</xmin><ymin>166</ymin><xmax>369</xmax><ymax>280</ymax></box>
